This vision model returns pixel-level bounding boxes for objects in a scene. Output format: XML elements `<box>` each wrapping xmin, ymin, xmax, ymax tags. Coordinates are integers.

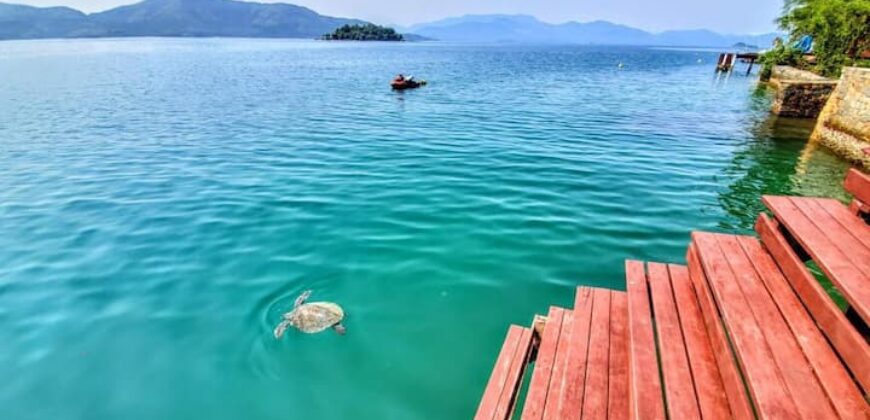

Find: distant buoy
<box><xmin>697</xmin><ymin>58</ymin><xmax>703</xmax><ymax>63</ymax></box>
<box><xmin>618</xmin><ymin>62</ymin><xmax>625</xmax><ymax>68</ymax></box>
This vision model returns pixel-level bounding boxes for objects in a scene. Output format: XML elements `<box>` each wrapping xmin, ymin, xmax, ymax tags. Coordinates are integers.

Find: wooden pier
<box><xmin>475</xmin><ymin>168</ymin><xmax>870</xmax><ymax>419</ymax></box>
<box><xmin>716</xmin><ymin>52</ymin><xmax>759</xmax><ymax>75</ymax></box>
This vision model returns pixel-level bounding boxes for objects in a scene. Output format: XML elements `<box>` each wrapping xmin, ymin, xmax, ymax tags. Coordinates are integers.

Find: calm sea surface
<box><xmin>0</xmin><ymin>39</ymin><xmax>853</xmax><ymax>419</ymax></box>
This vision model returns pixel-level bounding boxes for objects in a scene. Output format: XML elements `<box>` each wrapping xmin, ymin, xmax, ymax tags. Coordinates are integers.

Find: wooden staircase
<box><xmin>475</xmin><ymin>169</ymin><xmax>870</xmax><ymax>420</ymax></box>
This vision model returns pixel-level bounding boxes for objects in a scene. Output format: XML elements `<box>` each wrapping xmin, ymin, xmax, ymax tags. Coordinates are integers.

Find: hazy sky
<box><xmin>12</xmin><ymin>0</ymin><xmax>783</xmax><ymax>33</ymax></box>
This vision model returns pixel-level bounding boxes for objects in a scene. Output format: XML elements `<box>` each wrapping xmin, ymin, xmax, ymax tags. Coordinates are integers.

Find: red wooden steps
<box><xmin>520</xmin><ymin>287</ymin><xmax>629</xmax><ymax>420</ymax></box>
<box><xmin>756</xmin><ymin>213</ymin><xmax>870</xmax><ymax>392</ymax></box>
<box><xmin>692</xmin><ymin>231</ymin><xmax>869</xmax><ymax>419</ymax></box>
<box><xmin>628</xmin><ymin>260</ymin><xmax>751</xmax><ymax>420</ymax></box>
<box><xmin>475</xmin><ymin>325</ymin><xmax>535</xmax><ymax>420</ymax></box>
<box><xmin>762</xmin><ymin>195</ymin><xmax>870</xmax><ymax>325</ymax></box>
<box><xmin>476</xmin><ymin>162</ymin><xmax>870</xmax><ymax>420</ymax></box>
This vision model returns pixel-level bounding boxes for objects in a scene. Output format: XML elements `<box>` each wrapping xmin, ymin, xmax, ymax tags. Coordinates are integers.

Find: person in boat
<box><xmin>394</xmin><ymin>74</ymin><xmax>405</xmax><ymax>83</ymax></box>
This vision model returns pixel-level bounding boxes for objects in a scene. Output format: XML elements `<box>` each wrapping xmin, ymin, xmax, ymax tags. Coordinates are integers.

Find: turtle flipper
<box><xmin>333</xmin><ymin>323</ymin><xmax>346</xmax><ymax>335</ymax></box>
<box><xmin>274</xmin><ymin>320</ymin><xmax>291</xmax><ymax>339</ymax></box>
<box><xmin>294</xmin><ymin>290</ymin><xmax>312</xmax><ymax>308</ymax></box>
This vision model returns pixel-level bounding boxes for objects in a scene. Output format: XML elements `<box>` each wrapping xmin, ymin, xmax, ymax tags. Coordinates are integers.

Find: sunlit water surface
<box><xmin>0</xmin><ymin>39</ymin><xmax>852</xmax><ymax>419</ymax></box>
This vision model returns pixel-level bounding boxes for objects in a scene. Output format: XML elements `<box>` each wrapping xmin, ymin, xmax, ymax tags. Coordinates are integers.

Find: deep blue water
<box><xmin>0</xmin><ymin>39</ymin><xmax>851</xmax><ymax>419</ymax></box>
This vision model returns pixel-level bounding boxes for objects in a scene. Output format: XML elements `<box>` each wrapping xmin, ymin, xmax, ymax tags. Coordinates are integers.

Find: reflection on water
<box><xmin>717</xmin><ymin>98</ymin><xmax>851</xmax><ymax>232</ymax></box>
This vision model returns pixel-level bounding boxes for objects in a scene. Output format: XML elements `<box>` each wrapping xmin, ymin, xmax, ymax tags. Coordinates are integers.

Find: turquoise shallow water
<box><xmin>0</xmin><ymin>39</ymin><xmax>852</xmax><ymax>419</ymax></box>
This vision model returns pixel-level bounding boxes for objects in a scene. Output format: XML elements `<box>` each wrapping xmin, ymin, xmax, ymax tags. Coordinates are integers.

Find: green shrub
<box><xmin>777</xmin><ymin>0</ymin><xmax>870</xmax><ymax>77</ymax></box>
<box><xmin>758</xmin><ymin>42</ymin><xmax>806</xmax><ymax>80</ymax></box>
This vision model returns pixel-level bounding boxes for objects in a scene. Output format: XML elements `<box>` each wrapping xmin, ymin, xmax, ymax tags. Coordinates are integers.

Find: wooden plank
<box><xmin>669</xmin><ymin>264</ymin><xmax>743</xmax><ymax>420</ymax></box>
<box><xmin>849</xmin><ymin>199</ymin><xmax>870</xmax><ymax>216</ymax></box>
<box><xmin>692</xmin><ymin>232</ymin><xmax>802</xmax><ymax>419</ymax></box>
<box><xmin>814</xmin><ymin>197</ymin><xmax>870</xmax><ymax>250</ymax></box>
<box><xmin>845</xmin><ymin>168</ymin><xmax>870</xmax><ymax>205</ymax></box>
<box><xmin>686</xmin><ymin>245</ymin><xmax>754</xmax><ymax>420</ymax></box>
<box><xmin>542</xmin><ymin>309</ymin><xmax>575</xmax><ymax>420</ymax></box>
<box><xmin>475</xmin><ymin>325</ymin><xmax>526</xmax><ymax>420</ymax></box>
<box><xmin>790</xmin><ymin>197</ymin><xmax>870</xmax><ymax>274</ymax></box>
<box><xmin>626</xmin><ymin>260</ymin><xmax>665</xmax><ymax>420</ymax></box>
<box><xmin>557</xmin><ymin>287</ymin><xmax>595</xmax><ymax>418</ymax></box>
<box><xmin>757</xmin><ymin>213</ymin><xmax>870</xmax><ymax>392</ymax></box>
<box><xmin>715</xmin><ymin>233</ymin><xmax>837</xmax><ymax>419</ymax></box>
<box><xmin>738</xmin><ymin>235</ymin><xmax>870</xmax><ymax>419</ymax></box>
<box><xmin>608</xmin><ymin>292</ymin><xmax>630</xmax><ymax>420</ymax></box>
<box><xmin>522</xmin><ymin>307</ymin><xmax>566</xmax><ymax>420</ymax></box>
<box><xmin>647</xmin><ymin>262</ymin><xmax>702</xmax><ymax>419</ymax></box>
<box><xmin>494</xmin><ymin>326</ymin><xmax>535</xmax><ymax>420</ymax></box>
<box><xmin>763</xmin><ymin>195</ymin><xmax>870</xmax><ymax>324</ymax></box>
<box><xmin>581</xmin><ymin>289</ymin><xmax>611</xmax><ymax>419</ymax></box>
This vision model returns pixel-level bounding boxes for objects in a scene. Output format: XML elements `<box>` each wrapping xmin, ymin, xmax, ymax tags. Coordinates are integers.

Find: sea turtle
<box><xmin>273</xmin><ymin>290</ymin><xmax>346</xmax><ymax>338</ymax></box>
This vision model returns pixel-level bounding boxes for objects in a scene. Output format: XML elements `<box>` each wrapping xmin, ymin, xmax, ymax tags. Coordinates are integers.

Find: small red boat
<box><xmin>391</xmin><ymin>75</ymin><xmax>427</xmax><ymax>90</ymax></box>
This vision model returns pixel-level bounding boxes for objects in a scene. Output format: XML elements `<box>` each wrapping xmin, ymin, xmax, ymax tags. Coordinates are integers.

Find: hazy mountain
<box><xmin>0</xmin><ymin>3</ymin><xmax>98</xmax><ymax>38</ymax></box>
<box><xmin>0</xmin><ymin>4</ymin><xmax>778</xmax><ymax>46</ymax></box>
<box><xmin>0</xmin><ymin>0</ymin><xmax>365</xmax><ymax>39</ymax></box>
<box><xmin>409</xmin><ymin>14</ymin><xmax>780</xmax><ymax>47</ymax></box>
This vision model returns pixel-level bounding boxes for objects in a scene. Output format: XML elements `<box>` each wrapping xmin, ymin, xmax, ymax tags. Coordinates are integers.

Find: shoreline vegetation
<box><xmin>321</xmin><ymin>24</ymin><xmax>404</xmax><ymax>41</ymax></box>
<box><xmin>759</xmin><ymin>0</ymin><xmax>869</xmax><ymax>78</ymax></box>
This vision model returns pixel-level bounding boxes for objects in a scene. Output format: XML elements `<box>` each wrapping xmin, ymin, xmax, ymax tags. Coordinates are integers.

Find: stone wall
<box><xmin>769</xmin><ymin>66</ymin><xmax>838</xmax><ymax>118</ymax></box>
<box><xmin>810</xmin><ymin>67</ymin><xmax>870</xmax><ymax>169</ymax></box>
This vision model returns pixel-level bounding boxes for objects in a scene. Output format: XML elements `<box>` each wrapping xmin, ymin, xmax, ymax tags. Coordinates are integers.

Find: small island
<box><xmin>321</xmin><ymin>24</ymin><xmax>404</xmax><ymax>41</ymax></box>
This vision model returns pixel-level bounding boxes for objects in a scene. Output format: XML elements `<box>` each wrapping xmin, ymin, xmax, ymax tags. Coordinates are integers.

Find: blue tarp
<box><xmin>794</xmin><ymin>35</ymin><xmax>814</xmax><ymax>54</ymax></box>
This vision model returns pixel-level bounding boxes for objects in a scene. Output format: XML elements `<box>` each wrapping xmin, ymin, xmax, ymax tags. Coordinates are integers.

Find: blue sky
<box><xmin>12</xmin><ymin>0</ymin><xmax>783</xmax><ymax>34</ymax></box>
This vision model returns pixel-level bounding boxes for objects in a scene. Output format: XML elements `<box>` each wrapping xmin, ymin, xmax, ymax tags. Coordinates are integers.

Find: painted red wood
<box><xmin>557</xmin><ymin>287</ymin><xmax>595</xmax><ymax>418</ymax></box>
<box><xmin>608</xmin><ymin>292</ymin><xmax>630</xmax><ymax>420</ymax></box>
<box><xmin>844</xmin><ymin>168</ymin><xmax>870</xmax><ymax>205</ymax></box>
<box><xmin>789</xmin><ymin>197</ymin><xmax>870</xmax><ymax>273</ymax></box>
<box><xmin>739</xmin><ymin>235</ymin><xmax>870</xmax><ymax>419</ymax></box>
<box><xmin>494</xmin><ymin>326</ymin><xmax>535</xmax><ymax>420</ymax></box>
<box><xmin>757</xmin><ymin>213</ymin><xmax>870</xmax><ymax>392</ymax></box>
<box><xmin>626</xmin><ymin>260</ymin><xmax>665</xmax><ymax>420</ymax></box>
<box><xmin>542</xmin><ymin>309</ymin><xmax>574</xmax><ymax>420</ymax></box>
<box><xmin>522</xmin><ymin>307</ymin><xmax>566</xmax><ymax>420</ymax></box>
<box><xmin>716</xmin><ymin>233</ymin><xmax>837</xmax><ymax>419</ymax></box>
<box><xmin>763</xmin><ymin>195</ymin><xmax>870</xmax><ymax>324</ymax></box>
<box><xmin>647</xmin><ymin>262</ymin><xmax>702</xmax><ymax>419</ymax></box>
<box><xmin>669</xmin><ymin>264</ymin><xmax>742</xmax><ymax>420</ymax></box>
<box><xmin>849</xmin><ymin>199</ymin><xmax>870</xmax><ymax>216</ymax></box>
<box><xmin>686</xmin><ymin>245</ymin><xmax>754</xmax><ymax>420</ymax></box>
<box><xmin>692</xmin><ymin>232</ymin><xmax>802</xmax><ymax>419</ymax></box>
<box><xmin>476</xmin><ymin>325</ymin><xmax>528</xmax><ymax>420</ymax></box>
<box><xmin>815</xmin><ymin>197</ymin><xmax>870</xmax><ymax>250</ymax></box>
<box><xmin>581</xmin><ymin>289</ymin><xmax>611</xmax><ymax>419</ymax></box>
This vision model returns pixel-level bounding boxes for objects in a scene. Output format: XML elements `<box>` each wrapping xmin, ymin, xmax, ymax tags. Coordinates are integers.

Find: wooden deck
<box><xmin>475</xmin><ymin>168</ymin><xmax>870</xmax><ymax>419</ymax></box>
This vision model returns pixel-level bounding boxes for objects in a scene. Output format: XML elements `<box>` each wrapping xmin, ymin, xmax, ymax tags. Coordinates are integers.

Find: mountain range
<box><xmin>0</xmin><ymin>1</ymin><xmax>778</xmax><ymax>48</ymax></box>
<box><xmin>406</xmin><ymin>15</ymin><xmax>779</xmax><ymax>48</ymax></box>
<box><xmin>0</xmin><ymin>0</ymin><xmax>364</xmax><ymax>39</ymax></box>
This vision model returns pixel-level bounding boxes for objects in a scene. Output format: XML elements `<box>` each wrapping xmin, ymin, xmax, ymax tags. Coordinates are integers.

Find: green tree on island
<box><xmin>765</xmin><ymin>0</ymin><xmax>869</xmax><ymax>77</ymax></box>
<box><xmin>322</xmin><ymin>24</ymin><xmax>404</xmax><ymax>41</ymax></box>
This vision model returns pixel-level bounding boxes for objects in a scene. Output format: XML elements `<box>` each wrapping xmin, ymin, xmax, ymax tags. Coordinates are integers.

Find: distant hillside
<box><xmin>0</xmin><ymin>0</ymin><xmax>366</xmax><ymax>39</ymax></box>
<box><xmin>408</xmin><ymin>14</ymin><xmax>780</xmax><ymax>48</ymax></box>
<box><xmin>0</xmin><ymin>4</ymin><xmax>778</xmax><ymax>46</ymax></box>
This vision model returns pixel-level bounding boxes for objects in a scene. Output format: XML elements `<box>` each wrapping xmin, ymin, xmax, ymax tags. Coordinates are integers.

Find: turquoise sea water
<box><xmin>0</xmin><ymin>39</ymin><xmax>852</xmax><ymax>419</ymax></box>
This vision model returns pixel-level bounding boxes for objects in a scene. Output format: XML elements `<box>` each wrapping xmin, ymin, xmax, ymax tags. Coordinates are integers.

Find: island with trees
<box><xmin>321</xmin><ymin>24</ymin><xmax>404</xmax><ymax>41</ymax></box>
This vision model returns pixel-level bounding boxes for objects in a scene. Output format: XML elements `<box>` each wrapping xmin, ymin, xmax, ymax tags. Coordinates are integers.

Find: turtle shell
<box><xmin>287</xmin><ymin>302</ymin><xmax>344</xmax><ymax>333</ymax></box>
